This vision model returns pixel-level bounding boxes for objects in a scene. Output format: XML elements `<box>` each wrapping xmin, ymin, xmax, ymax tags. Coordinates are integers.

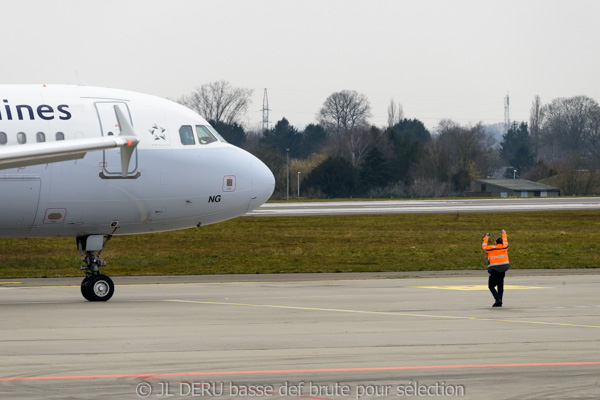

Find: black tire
<box><xmin>81</xmin><ymin>276</ymin><xmax>92</xmax><ymax>301</ymax></box>
<box><xmin>85</xmin><ymin>275</ymin><xmax>115</xmax><ymax>302</ymax></box>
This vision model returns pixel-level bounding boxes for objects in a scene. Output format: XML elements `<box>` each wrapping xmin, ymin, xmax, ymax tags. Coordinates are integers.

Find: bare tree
<box><xmin>318</xmin><ymin>90</ymin><xmax>373</xmax><ymax>167</ymax></box>
<box><xmin>435</xmin><ymin>120</ymin><xmax>498</xmax><ymax>191</ymax></box>
<box><xmin>529</xmin><ymin>95</ymin><xmax>544</xmax><ymax>156</ymax></box>
<box><xmin>539</xmin><ymin>95</ymin><xmax>600</xmax><ymax>167</ymax></box>
<box><xmin>412</xmin><ymin>134</ymin><xmax>452</xmax><ymax>183</ymax></box>
<box><xmin>318</xmin><ymin>90</ymin><xmax>371</xmax><ymax>135</ymax></box>
<box><xmin>387</xmin><ymin>98</ymin><xmax>404</xmax><ymax>128</ymax></box>
<box><xmin>329</xmin><ymin>126</ymin><xmax>377</xmax><ymax>167</ymax></box>
<box><xmin>178</xmin><ymin>80</ymin><xmax>253</xmax><ymax>125</ymax></box>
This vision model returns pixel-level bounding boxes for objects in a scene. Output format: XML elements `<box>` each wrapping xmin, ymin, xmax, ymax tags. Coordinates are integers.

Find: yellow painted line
<box><xmin>413</xmin><ymin>285</ymin><xmax>548</xmax><ymax>291</ymax></box>
<box><xmin>0</xmin><ymin>282</ymin><xmax>22</xmax><ymax>285</ymax></box>
<box><xmin>166</xmin><ymin>300</ymin><xmax>600</xmax><ymax>329</ymax></box>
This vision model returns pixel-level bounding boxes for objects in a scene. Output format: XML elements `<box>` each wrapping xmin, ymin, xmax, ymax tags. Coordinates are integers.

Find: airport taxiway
<box><xmin>246</xmin><ymin>197</ymin><xmax>600</xmax><ymax>216</ymax></box>
<box><xmin>1</xmin><ymin>271</ymin><xmax>600</xmax><ymax>399</ymax></box>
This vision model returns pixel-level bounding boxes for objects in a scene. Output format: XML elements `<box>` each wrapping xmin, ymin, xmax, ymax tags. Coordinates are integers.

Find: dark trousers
<box><xmin>488</xmin><ymin>270</ymin><xmax>505</xmax><ymax>301</ymax></box>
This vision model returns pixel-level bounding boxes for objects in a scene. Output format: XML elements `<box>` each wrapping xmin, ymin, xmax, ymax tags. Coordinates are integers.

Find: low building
<box><xmin>470</xmin><ymin>179</ymin><xmax>560</xmax><ymax>197</ymax></box>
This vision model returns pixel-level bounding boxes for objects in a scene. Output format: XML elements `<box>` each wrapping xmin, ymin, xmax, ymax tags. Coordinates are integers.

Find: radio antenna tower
<box><xmin>262</xmin><ymin>88</ymin><xmax>271</xmax><ymax>132</ymax></box>
<box><xmin>504</xmin><ymin>92</ymin><xmax>510</xmax><ymax>132</ymax></box>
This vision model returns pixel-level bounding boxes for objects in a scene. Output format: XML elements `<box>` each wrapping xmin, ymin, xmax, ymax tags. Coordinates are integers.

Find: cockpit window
<box><xmin>207</xmin><ymin>125</ymin><xmax>227</xmax><ymax>143</ymax></box>
<box><xmin>179</xmin><ymin>125</ymin><xmax>195</xmax><ymax>145</ymax></box>
<box><xmin>195</xmin><ymin>125</ymin><xmax>218</xmax><ymax>145</ymax></box>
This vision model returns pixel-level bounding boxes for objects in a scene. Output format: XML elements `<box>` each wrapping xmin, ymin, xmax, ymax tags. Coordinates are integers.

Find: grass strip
<box><xmin>1</xmin><ymin>211</ymin><xmax>599</xmax><ymax>278</ymax></box>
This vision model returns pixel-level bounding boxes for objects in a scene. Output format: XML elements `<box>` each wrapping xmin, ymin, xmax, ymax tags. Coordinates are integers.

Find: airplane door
<box><xmin>0</xmin><ymin>175</ymin><xmax>41</xmax><ymax>232</ymax></box>
<box><xmin>95</xmin><ymin>101</ymin><xmax>140</xmax><ymax>179</ymax></box>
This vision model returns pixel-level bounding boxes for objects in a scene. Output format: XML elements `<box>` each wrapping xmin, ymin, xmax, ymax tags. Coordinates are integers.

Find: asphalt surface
<box><xmin>246</xmin><ymin>197</ymin><xmax>600</xmax><ymax>216</ymax></box>
<box><xmin>1</xmin><ymin>271</ymin><xmax>600</xmax><ymax>400</ymax></box>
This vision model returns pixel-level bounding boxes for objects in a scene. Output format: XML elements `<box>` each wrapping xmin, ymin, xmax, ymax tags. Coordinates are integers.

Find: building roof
<box><xmin>477</xmin><ymin>179</ymin><xmax>559</xmax><ymax>191</ymax></box>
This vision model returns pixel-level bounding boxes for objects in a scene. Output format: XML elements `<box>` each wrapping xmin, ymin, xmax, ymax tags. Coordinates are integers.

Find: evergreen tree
<box><xmin>299</xmin><ymin>124</ymin><xmax>328</xmax><ymax>159</ymax></box>
<box><xmin>359</xmin><ymin>147</ymin><xmax>390</xmax><ymax>193</ymax></box>
<box><xmin>302</xmin><ymin>157</ymin><xmax>357</xmax><ymax>198</ymax></box>
<box><xmin>209</xmin><ymin>120</ymin><xmax>246</xmax><ymax>147</ymax></box>
<box><xmin>261</xmin><ymin>118</ymin><xmax>302</xmax><ymax>157</ymax></box>
<box><xmin>500</xmin><ymin>122</ymin><xmax>534</xmax><ymax>178</ymax></box>
<box><xmin>386</xmin><ymin>119</ymin><xmax>430</xmax><ymax>184</ymax></box>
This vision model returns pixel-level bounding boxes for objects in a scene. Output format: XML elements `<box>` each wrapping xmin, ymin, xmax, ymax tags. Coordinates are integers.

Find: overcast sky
<box><xmin>2</xmin><ymin>0</ymin><xmax>599</xmax><ymax>131</ymax></box>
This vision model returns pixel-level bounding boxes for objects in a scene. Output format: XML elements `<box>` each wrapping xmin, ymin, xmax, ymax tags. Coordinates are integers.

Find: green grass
<box><xmin>1</xmin><ymin>211</ymin><xmax>600</xmax><ymax>278</ymax></box>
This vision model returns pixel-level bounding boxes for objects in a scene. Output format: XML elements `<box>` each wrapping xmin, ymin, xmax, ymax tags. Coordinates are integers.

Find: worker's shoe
<box><xmin>492</xmin><ymin>300</ymin><xmax>503</xmax><ymax>307</ymax></box>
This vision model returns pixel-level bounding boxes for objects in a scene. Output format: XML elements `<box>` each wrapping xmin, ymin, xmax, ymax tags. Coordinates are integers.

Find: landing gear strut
<box><xmin>77</xmin><ymin>235</ymin><xmax>115</xmax><ymax>302</ymax></box>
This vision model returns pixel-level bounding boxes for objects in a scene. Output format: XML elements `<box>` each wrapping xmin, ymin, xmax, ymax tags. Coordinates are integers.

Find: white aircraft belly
<box><xmin>0</xmin><ymin>147</ymin><xmax>257</xmax><ymax>238</ymax></box>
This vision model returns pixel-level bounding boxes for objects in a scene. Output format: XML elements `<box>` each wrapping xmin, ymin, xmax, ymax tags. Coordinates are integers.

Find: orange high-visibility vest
<box><xmin>482</xmin><ymin>232</ymin><xmax>509</xmax><ymax>268</ymax></box>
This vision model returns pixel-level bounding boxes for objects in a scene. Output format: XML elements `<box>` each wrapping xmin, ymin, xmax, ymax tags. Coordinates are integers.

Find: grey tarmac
<box><xmin>1</xmin><ymin>270</ymin><xmax>600</xmax><ymax>399</ymax></box>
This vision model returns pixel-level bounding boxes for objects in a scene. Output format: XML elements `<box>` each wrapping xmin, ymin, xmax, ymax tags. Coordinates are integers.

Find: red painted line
<box><xmin>2</xmin><ymin>362</ymin><xmax>600</xmax><ymax>382</ymax></box>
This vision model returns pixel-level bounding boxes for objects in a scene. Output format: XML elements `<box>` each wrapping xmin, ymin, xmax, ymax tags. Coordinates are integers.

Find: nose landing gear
<box><xmin>81</xmin><ymin>274</ymin><xmax>114</xmax><ymax>301</ymax></box>
<box><xmin>77</xmin><ymin>235</ymin><xmax>115</xmax><ymax>302</ymax></box>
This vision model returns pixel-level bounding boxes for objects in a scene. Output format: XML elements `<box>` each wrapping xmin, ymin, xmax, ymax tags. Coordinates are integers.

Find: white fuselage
<box><xmin>0</xmin><ymin>85</ymin><xmax>275</xmax><ymax>238</ymax></box>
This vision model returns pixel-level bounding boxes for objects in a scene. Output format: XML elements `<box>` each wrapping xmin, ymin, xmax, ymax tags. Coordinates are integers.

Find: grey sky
<box><xmin>2</xmin><ymin>0</ymin><xmax>599</xmax><ymax>131</ymax></box>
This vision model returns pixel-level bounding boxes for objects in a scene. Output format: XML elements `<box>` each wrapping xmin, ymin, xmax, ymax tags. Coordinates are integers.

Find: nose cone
<box><xmin>248</xmin><ymin>155</ymin><xmax>275</xmax><ymax>212</ymax></box>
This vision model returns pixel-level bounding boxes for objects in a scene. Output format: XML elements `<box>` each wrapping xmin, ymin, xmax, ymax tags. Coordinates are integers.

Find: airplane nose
<box><xmin>248</xmin><ymin>155</ymin><xmax>275</xmax><ymax>212</ymax></box>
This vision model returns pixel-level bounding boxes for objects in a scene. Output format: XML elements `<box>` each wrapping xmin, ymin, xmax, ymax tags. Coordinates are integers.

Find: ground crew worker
<box><xmin>482</xmin><ymin>229</ymin><xmax>509</xmax><ymax>307</ymax></box>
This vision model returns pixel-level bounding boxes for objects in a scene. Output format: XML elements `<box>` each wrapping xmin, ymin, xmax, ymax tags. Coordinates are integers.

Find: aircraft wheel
<box><xmin>84</xmin><ymin>274</ymin><xmax>115</xmax><ymax>302</ymax></box>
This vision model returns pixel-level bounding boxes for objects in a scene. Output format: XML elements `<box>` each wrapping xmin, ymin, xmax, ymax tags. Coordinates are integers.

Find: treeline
<box><xmin>178</xmin><ymin>82</ymin><xmax>600</xmax><ymax>199</ymax></box>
